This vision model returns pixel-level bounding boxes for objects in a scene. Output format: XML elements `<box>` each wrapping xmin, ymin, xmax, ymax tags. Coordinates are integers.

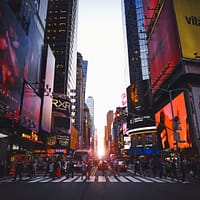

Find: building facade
<box><xmin>122</xmin><ymin>0</ymin><xmax>157</xmax><ymax>157</ymax></box>
<box><xmin>0</xmin><ymin>0</ymin><xmax>49</xmax><ymax>161</ymax></box>
<box><xmin>44</xmin><ymin>0</ymin><xmax>78</xmax><ymax>96</ymax></box>
<box><xmin>144</xmin><ymin>0</ymin><xmax>200</xmax><ymax>157</ymax></box>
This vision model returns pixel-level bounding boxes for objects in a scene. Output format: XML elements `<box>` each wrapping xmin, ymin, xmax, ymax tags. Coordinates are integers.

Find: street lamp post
<box><xmin>157</xmin><ymin>88</ymin><xmax>186</xmax><ymax>162</ymax></box>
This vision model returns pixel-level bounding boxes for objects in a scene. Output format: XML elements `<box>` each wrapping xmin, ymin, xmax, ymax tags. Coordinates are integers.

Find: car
<box><xmin>116</xmin><ymin>159</ymin><xmax>128</xmax><ymax>172</ymax></box>
<box><xmin>97</xmin><ymin>160</ymin><xmax>109</xmax><ymax>170</ymax></box>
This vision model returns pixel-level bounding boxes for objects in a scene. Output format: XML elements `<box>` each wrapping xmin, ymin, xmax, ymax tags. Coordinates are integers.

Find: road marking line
<box><xmin>117</xmin><ymin>176</ymin><xmax>130</xmax><ymax>182</ymax></box>
<box><xmin>107</xmin><ymin>176</ymin><xmax>118</xmax><ymax>182</ymax></box>
<box><xmin>63</xmin><ymin>176</ymin><xmax>78</xmax><ymax>182</ymax></box>
<box><xmin>134</xmin><ymin>176</ymin><xmax>153</xmax><ymax>183</ymax></box>
<box><xmin>98</xmin><ymin>176</ymin><xmax>106</xmax><ymax>182</ymax></box>
<box><xmin>125</xmin><ymin>176</ymin><xmax>141</xmax><ymax>182</ymax></box>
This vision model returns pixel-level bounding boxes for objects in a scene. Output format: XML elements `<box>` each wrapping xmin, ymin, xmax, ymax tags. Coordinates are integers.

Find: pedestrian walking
<box><xmin>44</xmin><ymin>161</ymin><xmax>50</xmax><ymax>177</ymax></box>
<box><xmin>180</xmin><ymin>159</ymin><xmax>187</xmax><ymax>182</ymax></box>
<box><xmin>13</xmin><ymin>160</ymin><xmax>23</xmax><ymax>182</ymax></box>
<box><xmin>170</xmin><ymin>159</ymin><xmax>178</xmax><ymax>181</ymax></box>
<box><xmin>81</xmin><ymin>160</ymin><xmax>87</xmax><ymax>180</ymax></box>
<box><xmin>66</xmin><ymin>159</ymin><xmax>74</xmax><ymax>178</ymax></box>
<box><xmin>109</xmin><ymin>160</ymin><xmax>117</xmax><ymax>177</ymax></box>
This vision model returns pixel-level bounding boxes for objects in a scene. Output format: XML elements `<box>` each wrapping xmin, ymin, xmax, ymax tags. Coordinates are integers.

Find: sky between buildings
<box><xmin>77</xmin><ymin>0</ymin><xmax>129</xmax><ymax>136</ymax></box>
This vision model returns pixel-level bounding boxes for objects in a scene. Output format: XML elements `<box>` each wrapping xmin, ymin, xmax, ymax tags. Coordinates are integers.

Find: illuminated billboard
<box><xmin>173</xmin><ymin>0</ymin><xmax>200</xmax><ymax>60</ymax></box>
<box><xmin>21</xmin><ymin>83</ymin><xmax>41</xmax><ymax>132</ymax></box>
<box><xmin>41</xmin><ymin>45</ymin><xmax>55</xmax><ymax>133</ymax></box>
<box><xmin>148</xmin><ymin>0</ymin><xmax>181</xmax><ymax>92</ymax></box>
<box><xmin>0</xmin><ymin>3</ymin><xmax>29</xmax><ymax>120</ymax></box>
<box><xmin>142</xmin><ymin>0</ymin><xmax>159</xmax><ymax>32</ymax></box>
<box><xmin>155</xmin><ymin>92</ymin><xmax>192</xmax><ymax>150</ymax></box>
<box><xmin>52</xmin><ymin>94</ymin><xmax>71</xmax><ymax>134</ymax></box>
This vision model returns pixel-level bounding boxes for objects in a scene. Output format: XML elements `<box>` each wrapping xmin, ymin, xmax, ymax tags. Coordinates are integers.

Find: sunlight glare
<box><xmin>97</xmin><ymin>133</ymin><xmax>105</xmax><ymax>158</ymax></box>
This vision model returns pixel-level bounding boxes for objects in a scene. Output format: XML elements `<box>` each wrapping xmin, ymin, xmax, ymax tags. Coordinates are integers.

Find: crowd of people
<box><xmin>129</xmin><ymin>156</ymin><xmax>200</xmax><ymax>182</ymax></box>
<box><xmin>1</xmin><ymin>155</ymin><xmax>200</xmax><ymax>183</ymax></box>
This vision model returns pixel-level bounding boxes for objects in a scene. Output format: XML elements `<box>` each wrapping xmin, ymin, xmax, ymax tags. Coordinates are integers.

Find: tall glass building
<box><xmin>45</xmin><ymin>0</ymin><xmax>79</xmax><ymax>97</ymax></box>
<box><xmin>122</xmin><ymin>0</ymin><xmax>158</xmax><ymax>156</ymax></box>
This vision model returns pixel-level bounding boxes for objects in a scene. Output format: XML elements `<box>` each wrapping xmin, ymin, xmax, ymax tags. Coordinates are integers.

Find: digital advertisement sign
<box><xmin>155</xmin><ymin>92</ymin><xmax>192</xmax><ymax>150</ymax></box>
<box><xmin>173</xmin><ymin>0</ymin><xmax>200</xmax><ymax>60</ymax></box>
<box><xmin>21</xmin><ymin>83</ymin><xmax>41</xmax><ymax>132</ymax></box>
<box><xmin>41</xmin><ymin>45</ymin><xmax>55</xmax><ymax>133</ymax></box>
<box><xmin>142</xmin><ymin>0</ymin><xmax>159</xmax><ymax>32</ymax></box>
<box><xmin>148</xmin><ymin>0</ymin><xmax>181</xmax><ymax>92</ymax></box>
<box><xmin>0</xmin><ymin>3</ymin><xmax>28</xmax><ymax>120</ymax></box>
<box><xmin>52</xmin><ymin>94</ymin><xmax>71</xmax><ymax>135</ymax></box>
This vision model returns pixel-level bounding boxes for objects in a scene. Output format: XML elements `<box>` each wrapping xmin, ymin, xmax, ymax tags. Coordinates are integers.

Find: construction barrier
<box><xmin>9</xmin><ymin>165</ymin><xmax>16</xmax><ymax>177</ymax></box>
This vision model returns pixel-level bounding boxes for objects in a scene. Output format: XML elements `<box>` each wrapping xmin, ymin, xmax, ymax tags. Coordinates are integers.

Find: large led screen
<box><xmin>0</xmin><ymin>3</ymin><xmax>28</xmax><ymax>120</ymax></box>
<box><xmin>52</xmin><ymin>94</ymin><xmax>71</xmax><ymax>135</ymax></box>
<box><xmin>24</xmin><ymin>15</ymin><xmax>43</xmax><ymax>85</ymax></box>
<box><xmin>21</xmin><ymin>83</ymin><xmax>41</xmax><ymax>132</ymax></box>
<box><xmin>155</xmin><ymin>92</ymin><xmax>192</xmax><ymax>150</ymax></box>
<box><xmin>41</xmin><ymin>45</ymin><xmax>55</xmax><ymax>133</ymax></box>
<box><xmin>142</xmin><ymin>0</ymin><xmax>159</xmax><ymax>32</ymax></box>
<box><xmin>148</xmin><ymin>0</ymin><xmax>181</xmax><ymax>92</ymax></box>
<box><xmin>173</xmin><ymin>0</ymin><xmax>200</xmax><ymax>60</ymax></box>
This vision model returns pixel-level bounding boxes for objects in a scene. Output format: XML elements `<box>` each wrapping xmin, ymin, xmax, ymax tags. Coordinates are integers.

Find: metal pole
<box><xmin>168</xmin><ymin>90</ymin><xmax>180</xmax><ymax>164</ymax></box>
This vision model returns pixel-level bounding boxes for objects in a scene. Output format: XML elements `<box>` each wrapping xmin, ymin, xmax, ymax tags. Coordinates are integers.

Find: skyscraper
<box><xmin>122</xmin><ymin>0</ymin><xmax>157</xmax><ymax>156</ymax></box>
<box><xmin>45</xmin><ymin>0</ymin><xmax>79</xmax><ymax>96</ymax></box>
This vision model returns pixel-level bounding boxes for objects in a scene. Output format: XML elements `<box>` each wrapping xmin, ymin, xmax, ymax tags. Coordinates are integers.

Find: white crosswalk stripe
<box><xmin>117</xmin><ymin>176</ymin><xmax>130</xmax><ymax>182</ymax></box>
<box><xmin>0</xmin><ymin>175</ymin><xmax>191</xmax><ymax>184</ymax></box>
<box><xmin>125</xmin><ymin>176</ymin><xmax>141</xmax><ymax>182</ymax></box>
<box><xmin>107</xmin><ymin>176</ymin><xmax>118</xmax><ymax>182</ymax></box>
<box><xmin>98</xmin><ymin>176</ymin><xmax>106</xmax><ymax>182</ymax></box>
<box><xmin>63</xmin><ymin>176</ymin><xmax>78</xmax><ymax>182</ymax></box>
<box><xmin>133</xmin><ymin>175</ymin><xmax>153</xmax><ymax>183</ymax></box>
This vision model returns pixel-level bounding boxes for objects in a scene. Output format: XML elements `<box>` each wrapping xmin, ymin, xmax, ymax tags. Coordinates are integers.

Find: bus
<box><xmin>72</xmin><ymin>149</ymin><xmax>92</xmax><ymax>171</ymax></box>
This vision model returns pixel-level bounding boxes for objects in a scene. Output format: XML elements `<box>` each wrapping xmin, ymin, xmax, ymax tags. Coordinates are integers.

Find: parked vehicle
<box><xmin>116</xmin><ymin>159</ymin><xmax>128</xmax><ymax>172</ymax></box>
<box><xmin>73</xmin><ymin>149</ymin><xmax>92</xmax><ymax>171</ymax></box>
<box><xmin>97</xmin><ymin>160</ymin><xmax>109</xmax><ymax>170</ymax></box>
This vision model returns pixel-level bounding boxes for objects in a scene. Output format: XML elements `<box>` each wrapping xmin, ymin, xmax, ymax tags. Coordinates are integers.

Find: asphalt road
<box><xmin>0</xmin><ymin>169</ymin><xmax>199</xmax><ymax>200</ymax></box>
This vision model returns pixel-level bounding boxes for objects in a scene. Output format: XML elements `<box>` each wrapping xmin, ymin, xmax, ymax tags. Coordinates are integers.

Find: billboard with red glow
<box><xmin>0</xmin><ymin>3</ymin><xmax>28</xmax><ymax>120</ymax></box>
<box><xmin>142</xmin><ymin>0</ymin><xmax>159</xmax><ymax>32</ymax></box>
<box><xmin>148</xmin><ymin>0</ymin><xmax>181</xmax><ymax>92</ymax></box>
<box><xmin>20</xmin><ymin>83</ymin><xmax>41</xmax><ymax>132</ymax></box>
<box><xmin>155</xmin><ymin>92</ymin><xmax>192</xmax><ymax>150</ymax></box>
<box><xmin>41</xmin><ymin>45</ymin><xmax>55</xmax><ymax>133</ymax></box>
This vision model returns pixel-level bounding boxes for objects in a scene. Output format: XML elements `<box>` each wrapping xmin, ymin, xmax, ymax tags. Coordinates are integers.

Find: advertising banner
<box><xmin>155</xmin><ymin>92</ymin><xmax>192</xmax><ymax>150</ymax></box>
<box><xmin>148</xmin><ymin>0</ymin><xmax>181</xmax><ymax>92</ymax></box>
<box><xmin>142</xmin><ymin>0</ymin><xmax>159</xmax><ymax>32</ymax></box>
<box><xmin>173</xmin><ymin>0</ymin><xmax>200</xmax><ymax>60</ymax></box>
<box><xmin>0</xmin><ymin>3</ymin><xmax>28</xmax><ymax>120</ymax></box>
<box><xmin>52</xmin><ymin>94</ymin><xmax>71</xmax><ymax>134</ymax></box>
<box><xmin>20</xmin><ymin>83</ymin><xmax>41</xmax><ymax>132</ymax></box>
<box><xmin>41</xmin><ymin>45</ymin><xmax>55</xmax><ymax>133</ymax></box>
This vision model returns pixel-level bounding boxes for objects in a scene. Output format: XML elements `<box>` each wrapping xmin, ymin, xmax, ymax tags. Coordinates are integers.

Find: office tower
<box><xmin>144</xmin><ymin>0</ymin><xmax>200</xmax><ymax>155</ymax></box>
<box><xmin>75</xmin><ymin>52</ymin><xmax>85</xmax><ymax>148</ymax></box>
<box><xmin>86</xmin><ymin>96</ymin><xmax>95</xmax><ymax>141</ymax></box>
<box><xmin>45</xmin><ymin>0</ymin><xmax>79</xmax><ymax>96</ymax></box>
<box><xmin>122</xmin><ymin>0</ymin><xmax>157</xmax><ymax>156</ymax></box>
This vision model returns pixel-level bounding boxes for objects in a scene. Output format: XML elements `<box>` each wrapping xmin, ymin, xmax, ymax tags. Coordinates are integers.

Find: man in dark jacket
<box><xmin>13</xmin><ymin>160</ymin><xmax>23</xmax><ymax>182</ymax></box>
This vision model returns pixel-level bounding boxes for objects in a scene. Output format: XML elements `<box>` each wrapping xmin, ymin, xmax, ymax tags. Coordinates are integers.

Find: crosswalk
<box><xmin>0</xmin><ymin>175</ymin><xmax>190</xmax><ymax>184</ymax></box>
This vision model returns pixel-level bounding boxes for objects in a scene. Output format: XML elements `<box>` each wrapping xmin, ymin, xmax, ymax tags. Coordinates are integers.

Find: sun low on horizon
<box><xmin>97</xmin><ymin>132</ymin><xmax>105</xmax><ymax>158</ymax></box>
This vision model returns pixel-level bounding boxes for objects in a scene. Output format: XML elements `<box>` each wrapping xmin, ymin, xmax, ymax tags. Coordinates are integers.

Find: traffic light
<box><xmin>115</xmin><ymin>108</ymin><xmax>121</xmax><ymax>121</ymax></box>
<box><xmin>130</xmin><ymin>84</ymin><xmax>138</xmax><ymax>104</ymax></box>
